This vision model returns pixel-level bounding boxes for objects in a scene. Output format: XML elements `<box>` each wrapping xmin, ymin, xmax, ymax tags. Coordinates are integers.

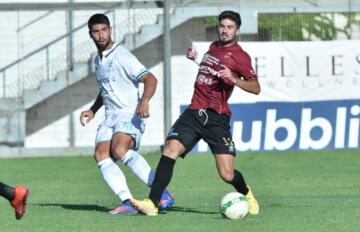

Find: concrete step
<box><xmin>23</xmin><ymin>62</ymin><xmax>89</xmax><ymax>109</ymax></box>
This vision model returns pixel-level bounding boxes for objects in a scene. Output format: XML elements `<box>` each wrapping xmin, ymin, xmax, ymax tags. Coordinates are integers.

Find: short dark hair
<box><xmin>218</xmin><ymin>11</ymin><xmax>241</xmax><ymax>28</ymax></box>
<box><xmin>88</xmin><ymin>13</ymin><xmax>110</xmax><ymax>30</ymax></box>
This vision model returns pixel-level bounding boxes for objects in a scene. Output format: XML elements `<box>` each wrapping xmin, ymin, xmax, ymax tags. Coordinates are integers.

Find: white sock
<box><xmin>98</xmin><ymin>157</ymin><xmax>132</xmax><ymax>201</ymax></box>
<box><xmin>121</xmin><ymin>150</ymin><xmax>154</xmax><ymax>187</ymax></box>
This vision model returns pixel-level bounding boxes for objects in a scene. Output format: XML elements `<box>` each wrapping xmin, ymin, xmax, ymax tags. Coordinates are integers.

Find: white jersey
<box><xmin>94</xmin><ymin>43</ymin><xmax>149</xmax><ymax>122</ymax></box>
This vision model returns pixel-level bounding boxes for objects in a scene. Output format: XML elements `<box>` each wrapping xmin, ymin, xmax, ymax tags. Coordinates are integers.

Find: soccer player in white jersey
<box><xmin>79</xmin><ymin>13</ymin><xmax>174</xmax><ymax>215</ymax></box>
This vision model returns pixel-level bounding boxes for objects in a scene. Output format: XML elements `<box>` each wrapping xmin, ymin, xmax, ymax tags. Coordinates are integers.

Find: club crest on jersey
<box><xmin>224</xmin><ymin>52</ymin><xmax>232</xmax><ymax>58</ymax></box>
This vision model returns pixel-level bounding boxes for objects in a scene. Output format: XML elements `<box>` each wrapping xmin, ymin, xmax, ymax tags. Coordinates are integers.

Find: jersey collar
<box><xmin>101</xmin><ymin>43</ymin><xmax>120</xmax><ymax>59</ymax></box>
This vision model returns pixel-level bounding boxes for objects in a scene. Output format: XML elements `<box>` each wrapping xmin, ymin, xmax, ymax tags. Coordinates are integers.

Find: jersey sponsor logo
<box><xmin>97</xmin><ymin>78</ymin><xmax>112</xmax><ymax>95</ymax></box>
<box><xmin>196</xmin><ymin>74</ymin><xmax>213</xmax><ymax>85</ymax></box>
<box><xmin>199</xmin><ymin>65</ymin><xmax>221</xmax><ymax>78</ymax></box>
<box><xmin>98</xmin><ymin>85</ymin><xmax>108</xmax><ymax>95</ymax></box>
<box><xmin>201</xmin><ymin>53</ymin><xmax>220</xmax><ymax>66</ymax></box>
<box><xmin>98</xmin><ymin>78</ymin><xmax>110</xmax><ymax>84</ymax></box>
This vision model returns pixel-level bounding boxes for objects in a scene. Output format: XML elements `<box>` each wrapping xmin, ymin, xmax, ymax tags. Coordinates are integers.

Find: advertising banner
<box><xmin>190</xmin><ymin>100</ymin><xmax>359</xmax><ymax>152</ymax></box>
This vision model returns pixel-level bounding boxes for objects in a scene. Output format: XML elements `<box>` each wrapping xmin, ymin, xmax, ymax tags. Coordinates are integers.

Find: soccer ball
<box><xmin>220</xmin><ymin>192</ymin><xmax>249</xmax><ymax>219</ymax></box>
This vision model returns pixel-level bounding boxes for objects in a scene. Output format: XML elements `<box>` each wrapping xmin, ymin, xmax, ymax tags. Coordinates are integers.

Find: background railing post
<box><xmin>113</xmin><ymin>10</ymin><xmax>117</xmax><ymax>41</ymax></box>
<box><xmin>2</xmin><ymin>71</ymin><xmax>5</xmax><ymax>98</ymax></box>
<box><xmin>163</xmin><ymin>0</ymin><xmax>172</xmax><ymax>141</ymax></box>
<box><xmin>46</xmin><ymin>47</ymin><xmax>50</xmax><ymax>81</ymax></box>
<box><xmin>66</xmin><ymin>0</ymin><xmax>74</xmax><ymax>73</ymax></box>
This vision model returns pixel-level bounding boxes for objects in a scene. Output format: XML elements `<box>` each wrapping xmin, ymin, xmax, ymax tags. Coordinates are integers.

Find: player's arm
<box><xmin>219</xmin><ymin>64</ymin><xmax>261</xmax><ymax>95</ymax></box>
<box><xmin>233</xmin><ymin>77</ymin><xmax>260</xmax><ymax>95</ymax></box>
<box><xmin>137</xmin><ymin>73</ymin><xmax>157</xmax><ymax>118</ymax></box>
<box><xmin>186</xmin><ymin>47</ymin><xmax>202</xmax><ymax>65</ymax></box>
<box><xmin>90</xmin><ymin>93</ymin><xmax>103</xmax><ymax>114</ymax></box>
<box><xmin>79</xmin><ymin>93</ymin><xmax>103</xmax><ymax>126</ymax></box>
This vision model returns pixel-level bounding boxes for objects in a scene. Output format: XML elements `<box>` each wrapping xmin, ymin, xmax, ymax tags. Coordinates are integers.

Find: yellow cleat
<box><xmin>246</xmin><ymin>186</ymin><xmax>259</xmax><ymax>215</ymax></box>
<box><xmin>130</xmin><ymin>198</ymin><xmax>158</xmax><ymax>216</ymax></box>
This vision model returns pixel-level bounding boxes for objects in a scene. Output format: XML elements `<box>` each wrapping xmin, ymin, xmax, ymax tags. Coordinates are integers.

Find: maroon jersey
<box><xmin>189</xmin><ymin>41</ymin><xmax>257</xmax><ymax>116</ymax></box>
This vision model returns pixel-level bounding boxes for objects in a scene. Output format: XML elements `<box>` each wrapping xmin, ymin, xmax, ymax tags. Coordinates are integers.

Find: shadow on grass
<box><xmin>36</xmin><ymin>204</ymin><xmax>218</xmax><ymax>215</ymax></box>
<box><xmin>37</xmin><ymin>203</ymin><xmax>111</xmax><ymax>212</ymax></box>
<box><xmin>164</xmin><ymin>206</ymin><xmax>218</xmax><ymax>215</ymax></box>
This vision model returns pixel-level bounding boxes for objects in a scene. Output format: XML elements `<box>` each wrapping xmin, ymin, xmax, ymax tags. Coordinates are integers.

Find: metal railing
<box><xmin>2</xmin><ymin>0</ymin><xmax>358</xmax><ymax>99</ymax></box>
<box><xmin>0</xmin><ymin>6</ymin><xmax>163</xmax><ymax>98</ymax></box>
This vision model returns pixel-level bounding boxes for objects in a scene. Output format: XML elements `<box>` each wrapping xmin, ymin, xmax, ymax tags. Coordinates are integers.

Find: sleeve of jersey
<box><xmin>119</xmin><ymin>49</ymin><xmax>150</xmax><ymax>82</ymax></box>
<box><xmin>234</xmin><ymin>52</ymin><xmax>258</xmax><ymax>81</ymax></box>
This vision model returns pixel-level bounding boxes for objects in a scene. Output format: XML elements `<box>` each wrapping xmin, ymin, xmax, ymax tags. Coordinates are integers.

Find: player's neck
<box><xmin>217</xmin><ymin>40</ymin><xmax>236</xmax><ymax>48</ymax></box>
<box><xmin>98</xmin><ymin>41</ymin><xmax>114</xmax><ymax>59</ymax></box>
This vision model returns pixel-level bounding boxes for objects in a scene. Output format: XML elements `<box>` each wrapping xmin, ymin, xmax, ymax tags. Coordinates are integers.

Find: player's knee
<box><xmin>111</xmin><ymin>146</ymin><xmax>128</xmax><ymax>160</ymax></box>
<box><xmin>162</xmin><ymin>147</ymin><xmax>180</xmax><ymax>160</ymax></box>
<box><xmin>163</xmin><ymin>141</ymin><xmax>183</xmax><ymax>159</ymax></box>
<box><xmin>94</xmin><ymin>151</ymin><xmax>109</xmax><ymax>163</ymax></box>
<box><xmin>219</xmin><ymin>170</ymin><xmax>234</xmax><ymax>183</ymax></box>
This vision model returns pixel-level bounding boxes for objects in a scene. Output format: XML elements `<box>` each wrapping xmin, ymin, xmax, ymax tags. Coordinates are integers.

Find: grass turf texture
<box><xmin>0</xmin><ymin>150</ymin><xmax>359</xmax><ymax>232</ymax></box>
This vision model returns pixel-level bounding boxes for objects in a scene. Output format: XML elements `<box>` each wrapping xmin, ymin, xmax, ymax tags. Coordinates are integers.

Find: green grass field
<box><xmin>1</xmin><ymin>150</ymin><xmax>359</xmax><ymax>232</ymax></box>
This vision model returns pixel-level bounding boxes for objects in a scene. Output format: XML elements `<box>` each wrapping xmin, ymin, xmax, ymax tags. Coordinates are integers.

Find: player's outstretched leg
<box><xmin>97</xmin><ymin>157</ymin><xmax>138</xmax><ymax>215</ymax></box>
<box><xmin>131</xmin><ymin>155</ymin><xmax>177</xmax><ymax>216</ymax></box>
<box><xmin>10</xmin><ymin>186</ymin><xmax>29</xmax><ymax>220</ymax></box>
<box><xmin>120</xmin><ymin>150</ymin><xmax>175</xmax><ymax>210</ymax></box>
<box><xmin>246</xmin><ymin>185</ymin><xmax>259</xmax><ymax>215</ymax></box>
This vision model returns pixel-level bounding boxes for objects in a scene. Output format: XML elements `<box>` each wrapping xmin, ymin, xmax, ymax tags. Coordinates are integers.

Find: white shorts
<box><xmin>95</xmin><ymin>115</ymin><xmax>145</xmax><ymax>151</ymax></box>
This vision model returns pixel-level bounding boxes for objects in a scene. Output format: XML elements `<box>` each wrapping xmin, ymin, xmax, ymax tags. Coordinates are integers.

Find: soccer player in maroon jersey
<box><xmin>0</xmin><ymin>182</ymin><xmax>29</xmax><ymax>219</ymax></box>
<box><xmin>130</xmin><ymin>10</ymin><xmax>261</xmax><ymax>216</ymax></box>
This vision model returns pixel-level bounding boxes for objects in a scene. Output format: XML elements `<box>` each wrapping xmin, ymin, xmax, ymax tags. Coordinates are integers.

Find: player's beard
<box><xmin>95</xmin><ymin>38</ymin><xmax>111</xmax><ymax>51</ymax></box>
<box><xmin>218</xmin><ymin>33</ymin><xmax>236</xmax><ymax>46</ymax></box>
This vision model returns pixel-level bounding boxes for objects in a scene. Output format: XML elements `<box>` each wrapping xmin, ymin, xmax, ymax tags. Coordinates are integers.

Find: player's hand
<box><xmin>136</xmin><ymin>100</ymin><xmax>150</xmax><ymax>118</ymax></box>
<box><xmin>219</xmin><ymin>64</ymin><xmax>237</xmax><ymax>85</ymax></box>
<box><xmin>80</xmin><ymin>110</ymin><xmax>95</xmax><ymax>126</ymax></box>
<box><xmin>186</xmin><ymin>48</ymin><xmax>198</xmax><ymax>60</ymax></box>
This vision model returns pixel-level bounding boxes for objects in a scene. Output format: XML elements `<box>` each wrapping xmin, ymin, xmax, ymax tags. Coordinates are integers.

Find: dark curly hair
<box><xmin>88</xmin><ymin>13</ymin><xmax>110</xmax><ymax>30</ymax></box>
<box><xmin>218</xmin><ymin>11</ymin><xmax>241</xmax><ymax>28</ymax></box>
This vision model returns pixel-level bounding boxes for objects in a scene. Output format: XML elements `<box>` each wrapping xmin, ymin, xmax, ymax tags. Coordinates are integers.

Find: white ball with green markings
<box><xmin>220</xmin><ymin>192</ymin><xmax>249</xmax><ymax>219</ymax></box>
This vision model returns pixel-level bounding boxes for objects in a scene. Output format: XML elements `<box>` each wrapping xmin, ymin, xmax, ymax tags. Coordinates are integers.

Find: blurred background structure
<box><xmin>0</xmin><ymin>0</ymin><xmax>359</xmax><ymax>157</ymax></box>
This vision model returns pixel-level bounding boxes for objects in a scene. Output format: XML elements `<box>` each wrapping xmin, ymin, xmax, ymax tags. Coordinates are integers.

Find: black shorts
<box><xmin>166</xmin><ymin>108</ymin><xmax>236</xmax><ymax>157</ymax></box>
